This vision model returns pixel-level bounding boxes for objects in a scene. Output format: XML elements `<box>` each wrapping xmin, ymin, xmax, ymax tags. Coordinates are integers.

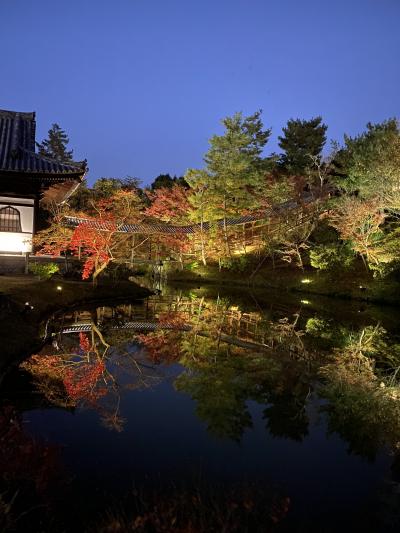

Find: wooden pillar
<box><xmin>130</xmin><ymin>235</ymin><xmax>135</xmax><ymax>267</ymax></box>
<box><xmin>24</xmin><ymin>252</ymin><xmax>29</xmax><ymax>274</ymax></box>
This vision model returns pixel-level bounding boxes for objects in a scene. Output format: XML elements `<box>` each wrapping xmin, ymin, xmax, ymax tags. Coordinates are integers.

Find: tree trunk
<box><xmin>92</xmin><ymin>258</ymin><xmax>111</xmax><ymax>286</ymax></box>
<box><xmin>223</xmin><ymin>195</ymin><xmax>232</xmax><ymax>258</ymax></box>
<box><xmin>130</xmin><ymin>235</ymin><xmax>135</xmax><ymax>268</ymax></box>
<box><xmin>296</xmin><ymin>245</ymin><xmax>304</xmax><ymax>270</ymax></box>
<box><xmin>200</xmin><ymin>211</ymin><xmax>207</xmax><ymax>266</ymax></box>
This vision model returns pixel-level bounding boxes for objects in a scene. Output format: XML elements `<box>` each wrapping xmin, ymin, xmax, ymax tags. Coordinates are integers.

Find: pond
<box><xmin>1</xmin><ymin>284</ymin><xmax>400</xmax><ymax>532</ymax></box>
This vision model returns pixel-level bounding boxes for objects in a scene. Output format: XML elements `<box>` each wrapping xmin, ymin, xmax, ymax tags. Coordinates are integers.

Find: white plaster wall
<box><xmin>0</xmin><ymin>232</ymin><xmax>32</xmax><ymax>253</ymax></box>
<box><xmin>0</xmin><ymin>196</ymin><xmax>34</xmax><ymax>253</ymax></box>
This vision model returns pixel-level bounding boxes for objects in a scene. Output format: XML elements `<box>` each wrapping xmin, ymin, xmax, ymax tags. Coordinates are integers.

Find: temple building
<box><xmin>0</xmin><ymin>109</ymin><xmax>86</xmax><ymax>269</ymax></box>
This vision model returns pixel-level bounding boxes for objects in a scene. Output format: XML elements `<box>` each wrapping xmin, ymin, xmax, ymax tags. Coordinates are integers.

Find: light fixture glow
<box><xmin>301</xmin><ymin>278</ymin><xmax>312</xmax><ymax>284</ymax></box>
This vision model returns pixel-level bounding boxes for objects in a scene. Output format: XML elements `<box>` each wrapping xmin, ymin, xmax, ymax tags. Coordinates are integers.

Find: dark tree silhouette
<box><xmin>36</xmin><ymin>123</ymin><xmax>74</xmax><ymax>162</ymax></box>
<box><xmin>278</xmin><ymin>117</ymin><xmax>327</xmax><ymax>175</ymax></box>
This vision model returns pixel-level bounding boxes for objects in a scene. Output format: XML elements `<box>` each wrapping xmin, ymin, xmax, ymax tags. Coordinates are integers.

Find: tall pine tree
<box><xmin>187</xmin><ymin>110</ymin><xmax>271</xmax><ymax>217</ymax></box>
<box><xmin>36</xmin><ymin>123</ymin><xmax>74</xmax><ymax>162</ymax></box>
<box><xmin>278</xmin><ymin>117</ymin><xmax>327</xmax><ymax>176</ymax></box>
<box><xmin>185</xmin><ymin>110</ymin><xmax>271</xmax><ymax>259</ymax></box>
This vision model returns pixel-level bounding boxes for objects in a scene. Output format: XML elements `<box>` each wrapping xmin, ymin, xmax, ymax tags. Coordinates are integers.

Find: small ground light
<box><xmin>301</xmin><ymin>278</ymin><xmax>312</xmax><ymax>284</ymax></box>
<box><xmin>301</xmin><ymin>299</ymin><xmax>311</xmax><ymax>305</ymax></box>
<box><xmin>57</xmin><ymin>286</ymin><xmax>62</xmax><ymax>291</ymax></box>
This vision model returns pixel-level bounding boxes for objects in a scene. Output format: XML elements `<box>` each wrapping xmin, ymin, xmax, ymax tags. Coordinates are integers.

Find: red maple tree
<box><xmin>145</xmin><ymin>185</ymin><xmax>192</xmax><ymax>264</ymax></box>
<box><xmin>145</xmin><ymin>184</ymin><xmax>191</xmax><ymax>224</ymax></box>
<box><xmin>35</xmin><ymin>190</ymin><xmax>145</xmax><ymax>282</ymax></box>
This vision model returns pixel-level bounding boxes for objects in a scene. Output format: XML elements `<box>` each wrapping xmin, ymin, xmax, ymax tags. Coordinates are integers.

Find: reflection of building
<box><xmin>0</xmin><ymin>109</ymin><xmax>86</xmax><ymax>270</ymax></box>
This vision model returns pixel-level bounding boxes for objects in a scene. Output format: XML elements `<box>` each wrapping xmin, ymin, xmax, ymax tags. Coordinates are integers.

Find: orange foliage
<box><xmin>145</xmin><ymin>184</ymin><xmax>190</xmax><ymax>224</ymax></box>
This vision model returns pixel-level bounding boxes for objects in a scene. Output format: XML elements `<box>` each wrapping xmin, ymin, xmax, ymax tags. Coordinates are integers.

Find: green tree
<box><xmin>185</xmin><ymin>169</ymin><xmax>216</xmax><ymax>265</ymax></box>
<box><xmin>92</xmin><ymin>176</ymin><xmax>145</xmax><ymax>201</ymax></box>
<box><xmin>36</xmin><ymin>123</ymin><xmax>74</xmax><ymax>162</ymax></box>
<box><xmin>309</xmin><ymin>243</ymin><xmax>354</xmax><ymax>271</ymax></box>
<box><xmin>185</xmin><ymin>110</ymin><xmax>271</xmax><ymax>257</ymax></box>
<box><xmin>278</xmin><ymin>117</ymin><xmax>327</xmax><ymax>176</ymax></box>
<box><xmin>93</xmin><ymin>177</ymin><xmax>122</xmax><ymax>199</ymax></box>
<box><xmin>335</xmin><ymin>119</ymin><xmax>400</xmax><ymax>212</ymax></box>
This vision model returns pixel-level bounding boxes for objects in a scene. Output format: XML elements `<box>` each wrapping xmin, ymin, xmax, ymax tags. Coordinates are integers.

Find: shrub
<box><xmin>29</xmin><ymin>262</ymin><xmax>59</xmax><ymax>280</ymax></box>
<box><xmin>219</xmin><ymin>255</ymin><xmax>252</xmax><ymax>272</ymax></box>
<box><xmin>309</xmin><ymin>243</ymin><xmax>354</xmax><ymax>271</ymax></box>
<box><xmin>184</xmin><ymin>261</ymin><xmax>199</xmax><ymax>271</ymax></box>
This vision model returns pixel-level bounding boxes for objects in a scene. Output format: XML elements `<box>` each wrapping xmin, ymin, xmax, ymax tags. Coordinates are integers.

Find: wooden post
<box><xmin>130</xmin><ymin>235</ymin><xmax>135</xmax><ymax>267</ymax></box>
<box><xmin>24</xmin><ymin>252</ymin><xmax>29</xmax><ymax>274</ymax></box>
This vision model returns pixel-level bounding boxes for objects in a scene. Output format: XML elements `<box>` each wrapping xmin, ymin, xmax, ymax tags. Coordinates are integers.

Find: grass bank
<box><xmin>166</xmin><ymin>264</ymin><xmax>400</xmax><ymax>306</ymax></box>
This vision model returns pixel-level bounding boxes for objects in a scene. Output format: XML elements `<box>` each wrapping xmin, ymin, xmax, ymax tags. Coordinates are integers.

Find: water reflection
<box><xmin>1</xmin><ymin>288</ymin><xmax>400</xmax><ymax>530</ymax></box>
<box><xmin>22</xmin><ymin>322</ymin><xmax>164</xmax><ymax>433</ymax></box>
<box><xmin>18</xmin><ymin>290</ymin><xmax>400</xmax><ymax>456</ymax></box>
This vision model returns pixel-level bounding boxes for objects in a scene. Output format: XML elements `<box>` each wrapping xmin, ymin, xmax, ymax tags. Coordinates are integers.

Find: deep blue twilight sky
<box><xmin>1</xmin><ymin>0</ymin><xmax>399</xmax><ymax>185</ymax></box>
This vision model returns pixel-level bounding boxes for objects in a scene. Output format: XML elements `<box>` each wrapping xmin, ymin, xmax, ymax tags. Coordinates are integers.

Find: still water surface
<box><xmin>1</xmin><ymin>285</ymin><xmax>400</xmax><ymax>532</ymax></box>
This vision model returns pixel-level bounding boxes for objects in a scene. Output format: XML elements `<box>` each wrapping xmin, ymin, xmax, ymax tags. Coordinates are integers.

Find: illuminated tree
<box><xmin>35</xmin><ymin>189</ymin><xmax>145</xmax><ymax>282</ymax></box>
<box><xmin>145</xmin><ymin>184</ymin><xmax>190</xmax><ymax>224</ymax></box>
<box><xmin>330</xmin><ymin>197</ymin><xmax>386</xmax><ymax>269</ymax></box>
<box><xmin>335</xmin><ymin>119</ymin><xmax>400</xmax><ymax>213</ymax></box>
<box><xmin>186</xmin><ymin>111</ymin><xmax>271</xmax><ymax>257</ymax></box>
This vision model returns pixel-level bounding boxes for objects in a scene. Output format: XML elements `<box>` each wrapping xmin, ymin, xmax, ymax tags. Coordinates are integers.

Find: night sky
<box><xmin>1</xmin><ymin>0</ymin><xmax>399</xmax><ymax>185</ymax></box>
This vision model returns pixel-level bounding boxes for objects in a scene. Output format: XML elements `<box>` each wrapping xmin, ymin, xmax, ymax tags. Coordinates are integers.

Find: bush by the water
<box><xmin>219</xmin><ymin>255</ymin><xmax>252</xmax><ymax>272</ymax></box>
<box><xmin>309</xmin><ymin>244</ymin><xmax>354</xmax><ymax>271</ymax></box>
<box><xmin>29</xmin><ymin>262</ymin><xmax>59</xmax><ymax>280</ymax></box>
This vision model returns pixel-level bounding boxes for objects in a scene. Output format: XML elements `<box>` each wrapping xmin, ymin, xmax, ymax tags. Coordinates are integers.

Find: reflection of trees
<box><xmin>320</xmin><ymin>326</ymin><xmax>400</xmax><ymax>459</ymax></box>
<box><xmin>21</xmin><ymin>294</ymin><xmax>400</xmax><ymax>455</ymax></box>
<box><xmin>141</xmin><ymin>296</ymin><xmax>400</xmax><ymax>452</ymax></box>
<box><xmin>175</xmin><ymin>332</ymin><xmax>312</xmax><ymax>442</ymax></box>
<box><xmin>262</xmin><ymin>375</ymin><xmax>310</xmax><ymax>442</ymax></box>
<box><xmin>176</xmin><ymin>362</ymin><xmax>253</xmax><ymax>441</ymax></box>
<box><xmin>169</xmin><ymin>300</ymin><xmax>314</xmax><ymax>442</ymax></box>
<box><xmin>129</xmin><ymin>297</ymin><xmax>317</xmax><ymax>443</ymax></box>
<box><xmin>20</xmin><ymin>324</ymin><xmax>162</xmax><ymax>432</ymax></box>
<box><xmin>135</xmin><ymin>311</ymin><xmax>187</xmax><ymax>364</ymax></box>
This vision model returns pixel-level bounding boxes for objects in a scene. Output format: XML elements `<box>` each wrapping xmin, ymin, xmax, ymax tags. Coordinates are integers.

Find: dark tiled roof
<box><xmin>0</xmin><ymin>109</ymin><xmax>86</xmax><ymax>178</ymax></box>
<box><xmin>64</xmin><ymin>216</ymin><xmax>193</xmax><ymax>235</ymax></box>
<box><xmin>63</xmin><ymin>196</ymin><xmax>314</xmax><ymax>235</ymax></box>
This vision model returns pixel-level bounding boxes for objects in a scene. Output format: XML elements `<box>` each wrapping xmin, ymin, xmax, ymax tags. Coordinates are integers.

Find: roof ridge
<box><xmin>0</xmin><ymin>109</ymin><xmax>35</xmax><ymax>120</ymax></box>
<box><xmin>21</xmin><ymin>147</ymin><xmax>87</xmax><ymax>170</ymax></box>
